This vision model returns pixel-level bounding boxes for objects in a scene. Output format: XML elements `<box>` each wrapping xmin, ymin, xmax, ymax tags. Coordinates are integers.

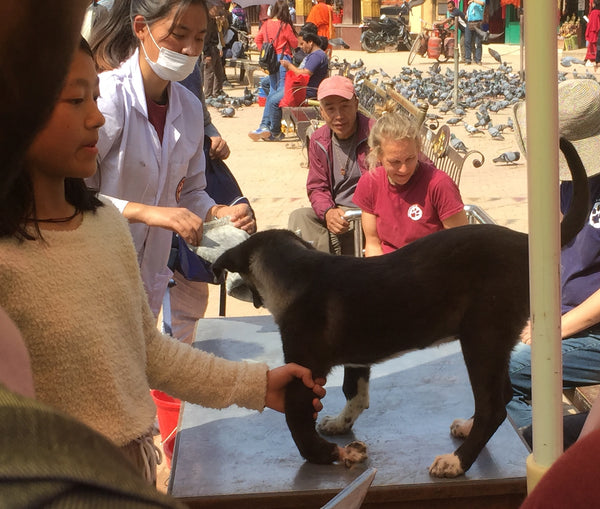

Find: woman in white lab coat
<box><xmin>88</xmin><ymin>0</ymin><xmax>255</xmax><ymax>315</ymax></box>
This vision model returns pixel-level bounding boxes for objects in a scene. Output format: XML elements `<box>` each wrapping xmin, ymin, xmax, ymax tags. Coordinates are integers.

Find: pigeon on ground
<box><xmin>450</xmin><ymin>133</ymin><xmax>468</xmax><ymax>153</ymax></box>
<box><xmin>429</xmin><ymin>62</ymin><xmax>441</xmax><ymax>75</ymax></box>
<box><xmin>560</xmin><ymin>56</ymin><xmax>586</xmax><ymax>67</ymax></box>
<box><xmin>446</xmin><ymin>117</ymin><xmax>462</xmax><ymax>125</ymax></box>
<box><xmin>493</xmin><ymin>151</ymin><xmax>520</xmax><ymax>164</ymax></box>
<box><xmin>464</xmin><ymin>122</ymin><xmax>484</xmax><ymax>135</ymax></box>
<box><xmin>488</xmin><ymin>125</ymin><xmax>504</xmax><ymax>140</ymax></box>
<box><xmin>220</xmin><ymin>107</ymin><xmax>235</xmax><ymax>118</ymax></box>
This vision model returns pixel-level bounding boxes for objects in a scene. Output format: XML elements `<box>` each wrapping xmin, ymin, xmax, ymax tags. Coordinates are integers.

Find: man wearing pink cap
<box><xmin>288</xmin><ymin>75</ymin><xmax>375</xmax><ymax>254</ymax></box>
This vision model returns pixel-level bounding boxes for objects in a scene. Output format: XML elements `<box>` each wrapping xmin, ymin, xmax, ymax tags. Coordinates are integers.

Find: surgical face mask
<box><xmin>141</xmin><ymin>22</ymin><xmax>198</xmax><ymax>82</ymax></box>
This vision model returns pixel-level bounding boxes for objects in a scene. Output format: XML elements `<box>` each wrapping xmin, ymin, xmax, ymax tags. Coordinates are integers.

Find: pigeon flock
<box><xmin>208</xmin><ymin>46</ymin><xmax>596</xmax><ymax>166</ymax></box>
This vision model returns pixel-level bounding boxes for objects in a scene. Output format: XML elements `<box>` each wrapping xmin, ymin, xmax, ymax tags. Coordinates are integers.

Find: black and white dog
<box><xmin>212</xmin><ymin>139</ymin><xmax>589</xmax><ymax>478</ymax></box>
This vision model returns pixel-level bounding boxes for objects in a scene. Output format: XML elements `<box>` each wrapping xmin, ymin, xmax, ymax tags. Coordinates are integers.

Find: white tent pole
<box><xmin>524</xmin><ymin>0</ymin><xmax>563</xmax><ymax>492</ymax></box>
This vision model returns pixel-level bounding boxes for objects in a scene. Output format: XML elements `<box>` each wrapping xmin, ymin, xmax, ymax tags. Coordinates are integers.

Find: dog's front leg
<box><xmin>318</xmin><ymin>366</ymin><xmax>370</xmax><ymax>436</ymax></box>
<box><xmin>285</xmin><ymin>378</ymin><xmax>368</xmax><ymax>466</ymax></box>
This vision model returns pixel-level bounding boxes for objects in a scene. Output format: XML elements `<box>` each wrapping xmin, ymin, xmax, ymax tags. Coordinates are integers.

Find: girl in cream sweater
<box><xmin>0</xmin><ymin>37</ymin><xmax>324</xmax><ymax>485</ymax></box>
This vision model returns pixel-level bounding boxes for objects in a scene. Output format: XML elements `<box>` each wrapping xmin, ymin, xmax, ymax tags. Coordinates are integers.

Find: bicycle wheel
<box><xmin>408</xmin><ymin>33</ymin><xmax>424</xmax><ymax>65</ymax></box>
<box><xmin>437</xmin><ymin>50</ymin><xmax>449</xmax><ymax>62</ymax></box>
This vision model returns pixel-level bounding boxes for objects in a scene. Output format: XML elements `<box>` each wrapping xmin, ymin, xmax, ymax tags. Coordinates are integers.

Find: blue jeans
<box><xmin>464</xmin><ymin>21</ymin><xmax>483</xmax><ymax>63</ymax></box>
<box><xmin>268</xmin><ymin>54</ymin><xmax>290</xmax><ymax>94</ymax></box>
<box><xmin>258</xmin><ymin>86</ymin><xmax>285</xmax><ymax>134</ymax></box>
<box><xmin>507</xmin><ymin>327</ymin><xmax>600</xmax><ymax>429</ymax></box>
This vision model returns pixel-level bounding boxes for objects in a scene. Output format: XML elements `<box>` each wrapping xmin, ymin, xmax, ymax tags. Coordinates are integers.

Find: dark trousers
<box><xmin>203</xmin><ymin>46</ymin><xmax>226</xmax><ymax>97</ymax></box>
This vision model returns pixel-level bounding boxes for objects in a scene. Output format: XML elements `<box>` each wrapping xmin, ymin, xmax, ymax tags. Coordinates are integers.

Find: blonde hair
<box><xmin>367</xmin><ymin>106</ymin><xmax>421</xmax><ymax>170</ymax></box>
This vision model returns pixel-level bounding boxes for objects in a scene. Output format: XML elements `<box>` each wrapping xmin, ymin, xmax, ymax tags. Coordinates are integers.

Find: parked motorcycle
<box><xmin>360</xmin><ymin>0</ymin><xmax>425</xmax><ymax>53</ymax></box>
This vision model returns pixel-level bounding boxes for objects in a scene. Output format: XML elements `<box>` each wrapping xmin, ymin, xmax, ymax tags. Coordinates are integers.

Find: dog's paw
<box><xmin>450</xmin><ymin>418</ymin><xmax>473</xmax><ymax>439</ymax></box>
<box><xmin>429</xmin><ymin>453</ymin><xmax>464</xmax><ymax>478</ymax></box>
<box><xmin>337</xmin><ymin>440</ymin><xmax>368</xmax><ymax>468</ymax></box>
<box><xmin>317</xmin><ymin>414</ymin><xmax>353</xmax><ymax>435</ymax></box>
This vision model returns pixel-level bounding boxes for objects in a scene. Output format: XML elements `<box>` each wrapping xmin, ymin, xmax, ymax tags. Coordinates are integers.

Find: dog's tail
<box><xmin>560</xmin><ymin>137</ymin><xmax>590</xmax><ymax>247</ymax></box>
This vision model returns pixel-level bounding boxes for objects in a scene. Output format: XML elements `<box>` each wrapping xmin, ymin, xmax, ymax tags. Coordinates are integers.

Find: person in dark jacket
<box><xmin>288</xmin><ymin>75</ymin><xmax>375</xmax><ymax>255</ymax></box>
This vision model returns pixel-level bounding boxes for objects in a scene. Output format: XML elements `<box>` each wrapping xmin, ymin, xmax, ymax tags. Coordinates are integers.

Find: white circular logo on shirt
<box><xmin>590</xmin><ymin>200</ymin><xmax>600</xmax><ymax>229</ymax></box>
<box><xmin>407</xmin><ymin>204</ymin><xmax>423</xmax><ymax>221</ymax></box>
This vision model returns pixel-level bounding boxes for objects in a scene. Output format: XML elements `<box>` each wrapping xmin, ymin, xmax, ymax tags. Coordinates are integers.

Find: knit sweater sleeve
<box><xmin>145</xmin><ymin>317</ymin><xmax>268</xmax><ymax>412</ymax></box>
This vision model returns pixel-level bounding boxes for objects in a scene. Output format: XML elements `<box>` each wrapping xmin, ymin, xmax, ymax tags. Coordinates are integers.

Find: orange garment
<box><xmin>306</xmin><ymin>2</ymin><xmax>333</xmax><ymax>39</ymax></box>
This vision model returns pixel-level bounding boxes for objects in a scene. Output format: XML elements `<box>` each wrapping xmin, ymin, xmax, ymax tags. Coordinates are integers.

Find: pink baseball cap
<box><xmin>317</xmin><ymin>75</ymin><xmax>356</xmax><ymax>101</ymax></box>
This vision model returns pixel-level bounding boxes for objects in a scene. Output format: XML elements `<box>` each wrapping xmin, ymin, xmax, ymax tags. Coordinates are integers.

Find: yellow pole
<box><xmin>525</xmin><ymin>0</ymin><xmax>563</xmax><ymax>493</ymax></box>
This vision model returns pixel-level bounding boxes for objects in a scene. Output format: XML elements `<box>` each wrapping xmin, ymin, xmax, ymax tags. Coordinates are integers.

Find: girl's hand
<box><xmin>124</xmin><ymin>203</ymin><xmax>204</xmax><ymax>245</ymax></box>
<box><xmin>209</xmin><ymin>136</ymin><xmax>231</xmax><ymax>160</ymax></box>
<box><xmin>265</xmin><ymin>364</ymin><xmax>326</xmax><ymax>419</ymax></box>
<box><xmin>215</xmin><ymin>203</ymin><xmax>257</xmax><ymax>234</ymax></box>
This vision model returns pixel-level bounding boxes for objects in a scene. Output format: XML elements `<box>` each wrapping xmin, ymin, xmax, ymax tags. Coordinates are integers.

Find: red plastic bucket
<box><xmin>150</xmin><ymin>390</ymin><xmax>181</xmax><ymax>467</ymax></box>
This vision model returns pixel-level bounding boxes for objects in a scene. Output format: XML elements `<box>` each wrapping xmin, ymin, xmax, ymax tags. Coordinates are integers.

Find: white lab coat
<box><xmin>89</xmin><ymin>50</ymin><xmax>215</xmax><ymax>316</ymax></box>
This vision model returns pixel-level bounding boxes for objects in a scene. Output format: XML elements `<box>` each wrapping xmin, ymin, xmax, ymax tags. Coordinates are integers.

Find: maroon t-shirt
<box><xmin>147</xmin><ymin>99</ymin><xmax>168</xmax><ymax>144</ymax></box>
<box><xmin>353</xmin><ymin>160</ymin><xmax>464</xmax><ymax>253</ymax></box>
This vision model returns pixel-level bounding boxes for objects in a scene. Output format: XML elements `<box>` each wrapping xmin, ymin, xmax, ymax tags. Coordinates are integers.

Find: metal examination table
<box><xmin>169</xmin><ymin>315</ymin><xmax>528</xmax><ymax>508</ymax></box>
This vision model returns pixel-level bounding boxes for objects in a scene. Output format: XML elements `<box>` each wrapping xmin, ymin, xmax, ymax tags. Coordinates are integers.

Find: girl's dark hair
<box><xmin>0</xmin><ymin>37</ymin><xmax>103</xmax><ymax>241</ymax></box>
<box><xmin>90</xmin><ymin>0</ymin><xmax>208</xmax><ymax>71</ymax></box>
<box><xmin>270</xmin><ymin>0</ymin><xmax>296</xmax><ymax>34</ymax></box>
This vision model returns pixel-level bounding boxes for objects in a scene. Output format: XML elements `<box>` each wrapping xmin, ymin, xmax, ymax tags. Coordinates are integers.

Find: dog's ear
<box><xmin>212</xmin><ymin>245</ymin><xmax>249</xmax><ymax>281</ymax></box>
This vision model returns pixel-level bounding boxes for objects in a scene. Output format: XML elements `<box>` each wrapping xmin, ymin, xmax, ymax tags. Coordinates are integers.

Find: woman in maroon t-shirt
<box><xmin>353</xmin><ymin>112</ymin><xmax>468</xmax><ymax>256</ymax></box>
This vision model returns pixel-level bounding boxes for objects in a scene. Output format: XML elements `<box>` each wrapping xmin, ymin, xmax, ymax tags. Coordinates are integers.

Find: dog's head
<box><xmin>213</xmin><ymin>238</ymin><xmax>263</xmax><ymax>307</ymax></box>
<box><xmin>212</xmin><ymin>229</ymin><xmax>313</xmax><ymax>310</ymax></box>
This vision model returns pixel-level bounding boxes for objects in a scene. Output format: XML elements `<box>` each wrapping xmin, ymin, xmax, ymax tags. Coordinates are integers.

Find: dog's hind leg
<box><xmin>318</xmin><ymin>366</ymin><xmax>370</xmax><ymax>436</ymax></box>
<box><xmin>285</xmin><ymin>377</ymin><xmax>368</xmax><ymax>466</ymax></box>
<box><xmin>430</xmin><ymin>334</ymin><xmax>512</xmax><ymax>478</ymax></box>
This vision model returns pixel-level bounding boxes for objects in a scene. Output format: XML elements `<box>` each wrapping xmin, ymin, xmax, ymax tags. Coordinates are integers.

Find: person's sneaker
<box><xmin>586</xmin><ymin>60</ymin><xmax>595</xmax><ymax>67</ymax></box>
<box><xmin>265</xmin><ymin>132</ymin><xmax>285</xmax><ymax>142</ymax></box>
<box><xmin>248</xmin><ymin>127</ymin><xmax>271</xmax><ymax>141</ymax></box>
<box><xmin>465</xmin><ymin>61</ymin><xmax>472</xmax><ymax>65</ymax></box>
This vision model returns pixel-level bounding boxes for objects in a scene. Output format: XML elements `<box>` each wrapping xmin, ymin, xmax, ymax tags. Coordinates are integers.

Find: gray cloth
<box><xmin>331</xmin><ymin>133</ymin><xmax>361</xmax><ymax>208</ymax></box>
<box><xmin>185</xmin><ymin>218</ymin><xmax>253</xmax><ymax>302</ymax></box>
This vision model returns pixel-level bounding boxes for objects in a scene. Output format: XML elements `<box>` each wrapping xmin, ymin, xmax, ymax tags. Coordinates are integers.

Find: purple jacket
<box><xmin>307</xmin><ymin>112</ymin><xmax>375</xmax><ymax>220</ymax></box>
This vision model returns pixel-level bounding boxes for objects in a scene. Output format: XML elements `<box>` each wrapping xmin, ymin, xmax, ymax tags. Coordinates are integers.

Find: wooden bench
<box><xmin>356</xmin><ymin>78</ymin><xmax>429</xmax><ymax>128</ymax></box>
<box><xmin>281</xmin><ymin>102</ymin><xmax>321</xmax><ymax>148</ymax></box>
<box><xmin>570</xmin><ymin>385</ymin><xmax>600</xmax><ymax>412</ymax></box>
<box><xmin>420</xmin><ymin>124</ymin><xmax>484</xmax><ymax>188</ymax></box>
<box><xmin>224</xmin><ymin>57</ymin><xmax>261</xmax><ymax>86</ymax></box>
